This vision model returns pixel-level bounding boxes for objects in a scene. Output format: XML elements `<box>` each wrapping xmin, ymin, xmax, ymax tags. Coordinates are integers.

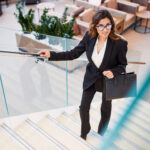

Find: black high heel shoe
<box><xmin>80</xmin><ymin>134</ymin><xmax>87</xmax><ymax>140</ymax></box>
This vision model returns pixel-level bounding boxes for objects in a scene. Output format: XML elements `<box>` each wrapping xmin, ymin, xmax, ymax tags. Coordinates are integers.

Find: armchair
<box><xmin>104</xmin><ymin>0</ymin><xmax>139</xmax><ymax>30</ymax></box>
<box><xmin>104</xmin><ymin>0</ymin><xmax>139</xmax><ymax>14</ymax></box>
<box><xmin>65</xmin><ymin>4</ymin><xmax>85</xmax><ymax>17</ymax></box>
<box><xmin>125</xmin><ymin>0</ymin><xmax>148</xmax><ymax>12</ymax></box>
<box><xmin>64</xmin><ymin>4</ymin><xmax>86</xmax><ymax>38</ymax></box>
<box><xmin>75</xmin><ymin>0</ymin><xmax>103</xmax><ymax>10</ymax></box>
<box><xmin>78</xmin><ymin>8</ymin><xmax>96</xmax><ymax>23</ymax></box>
<box><xmin>74</xmin><ymin>19</ymin><xmax>89</xmax><ymax>38</ymax></box>
<box><xmin>129</xmin><ymin>0</ymin><xmax>148</xmax><ymax>6</ymax></box>
<box><xmin>75</xmin><ymin>0</ymin><xmax>96</xmax><ymax>9</ymax></box>
<box><xmin>77</xmin><ymin>8</ymin><xmax>125</xmax><ymax>34</ymax></box>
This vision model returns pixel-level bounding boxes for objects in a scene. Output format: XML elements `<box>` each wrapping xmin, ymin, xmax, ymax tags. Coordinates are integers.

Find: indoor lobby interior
<box><xmin>0</xmin><ymin>0</ymin><xmax>150</xmax><ymax>150</ymax></box>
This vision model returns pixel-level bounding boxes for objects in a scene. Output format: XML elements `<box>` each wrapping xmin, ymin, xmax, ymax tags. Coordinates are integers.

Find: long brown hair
<box><xmin>88</xmin><ymin>9</ymin><xmax>121</xmax><ymax>40</ymax></box>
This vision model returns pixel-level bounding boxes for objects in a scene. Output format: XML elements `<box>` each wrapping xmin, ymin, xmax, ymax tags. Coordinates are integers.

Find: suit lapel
<box><xmin>87</xmin><ymin>35</ymin><xmax>97</xmax><ymax>65</ymax></box>
<box><xmin>88</xmin><ymin>35</ymin><xmax>97</xmax><ymax>57</ymax></box>
<box><xmin>99</xmin><ymin>37</ymin><xmax>113</xmax><ymax>70</ymax></box>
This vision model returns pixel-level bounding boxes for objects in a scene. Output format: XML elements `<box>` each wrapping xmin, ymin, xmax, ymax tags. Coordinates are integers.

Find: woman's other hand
<box><xmin>103</xmin><ymin>70</ymin><xmax>114</xmax><ymax>79</ymax></box>
<box><xmin>38</xmin><ymin>50</ymin><xmax>50</xmax><ymax>58</ymax></box>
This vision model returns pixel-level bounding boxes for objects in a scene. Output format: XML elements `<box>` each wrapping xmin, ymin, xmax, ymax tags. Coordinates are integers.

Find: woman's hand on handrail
<box><xmin>38</xmin><ymin>50</ymin><xmax>50</xmax><ymax>58</ymax></box>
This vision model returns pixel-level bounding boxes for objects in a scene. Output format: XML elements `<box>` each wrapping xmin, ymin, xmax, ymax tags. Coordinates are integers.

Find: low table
<box><xmin>134</xmin><ymin>11</ymin><xmax>150</xmax><ymax>34</ymax></box>
<box><xmin>47</xmin><ymin>11</ymin><xmax>72</xmax><ymax>22</ymax></box>
<box><xmin>37</xmin><ymin>2</ymin><xmax>55</xmax><ymax>18</ymax></box>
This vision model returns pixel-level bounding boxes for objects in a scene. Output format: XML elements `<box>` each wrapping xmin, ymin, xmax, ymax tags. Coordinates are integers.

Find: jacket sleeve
<box><xmin>111</xmin><ymin>40</ymin><xmax>128</xmax><ymax>76</ymax></box>
<box><xmin>48</xmin><ymin>32</ymin><xmax>88</xmax><ymax>61</ymax></box>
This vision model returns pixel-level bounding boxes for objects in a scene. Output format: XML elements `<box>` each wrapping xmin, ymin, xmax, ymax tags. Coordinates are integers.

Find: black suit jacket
<box><xmin>49</xmin><ymin>32</ymin><xmax>128</xmax><ymax>91</ymax></box>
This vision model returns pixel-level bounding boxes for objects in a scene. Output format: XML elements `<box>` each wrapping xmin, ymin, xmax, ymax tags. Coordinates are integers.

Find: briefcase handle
<box><xmin>121</xmin><ymin>72</ymin><xmax>135</xmax><ymax>75</ymax></box>
<box><xmin>104</xmin><ymin>72</ymin><xmax>136</xmax><ymax>84</ymax></box>
<box><xmin>104</xmin><ymin>72</ymin><xmax>135</xmax><ymax>79</ymax></box>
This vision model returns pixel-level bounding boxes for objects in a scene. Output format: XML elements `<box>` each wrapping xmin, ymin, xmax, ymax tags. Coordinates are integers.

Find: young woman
<box><xmin>38</xmin><ymin>9</ymin><xmax>128</xmax><ymax>140</ymax></box>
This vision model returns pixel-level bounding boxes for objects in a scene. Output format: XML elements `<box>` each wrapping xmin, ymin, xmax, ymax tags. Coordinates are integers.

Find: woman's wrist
<box><xmin>48</xmin><ymin>51</ymin><xmax>51</xmax><ymax>58</ymax></box>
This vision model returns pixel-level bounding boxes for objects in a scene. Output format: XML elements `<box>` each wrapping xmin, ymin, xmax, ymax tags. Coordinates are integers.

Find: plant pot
<box><xmin>34</xmin><ymin>33</ymin><xmax>46</xmax><ymax>40</ymax></box>
<box><xmin>48</xmin><ymin>36</ymin><xmax>60</xmax><ymax>45</ymax></box>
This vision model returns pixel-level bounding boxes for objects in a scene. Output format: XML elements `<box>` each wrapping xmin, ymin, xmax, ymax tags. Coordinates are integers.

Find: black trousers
<box><xmin>79</xmin><ymin>83</ymin><xmax>112</xmax><ymax>136</ymax></box>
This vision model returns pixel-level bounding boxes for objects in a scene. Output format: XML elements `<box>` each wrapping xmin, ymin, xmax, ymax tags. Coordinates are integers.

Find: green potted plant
<box><xmin>38</xmin><ymin>8</ymin><xmax>75</xmax><ymax>38</ymax></box>
<box><xmin>14</xmin><ymin>2</ymin><xmax>76</xmax><ymax>41</ymax></box>
<box><xmin>33</xmin><ymin>25</ymin><xmax>46</xmax><ymax>40</ymax></box>
<box><xmin>14</xmin><ymin>0</ymin><xmax>35</xmax><ymax>33</ymax></box>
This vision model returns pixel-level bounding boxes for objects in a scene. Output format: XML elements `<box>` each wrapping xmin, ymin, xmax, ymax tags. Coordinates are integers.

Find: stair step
<box><xmin>56</xmin><ymin>112</ymin><xmax>101</xmax><ymax>148</ymax></box>
<box><xmin>48</xmin><ymin>115</ymin><xmax>95</xmax><ymax>149</ymax></box>
<box><xmin>0</xmin><ymin>125</ymin><xmax>30</xmax><ymax>150</ymax></box>
<box><xmin>112</xmin><ymin>100</ymin><xmax>150</xmax><ymax>122</ymax></box>
<box><xmin>15</xmin><ymin>120</ymin><xmax>64</xmax><ymax>150</ymax></box>
<box><xmin>91</xmin><ymin>106</ymin><xmax>150</xmax><ymax>142</ymax></box>
<box><xmin>71</xmin><ymin>110</ymin><xmax>139</xmax><ymax>150</ymax></box>
<box><xmin>62</xmin><ymin>112</ymin><xmax>101</xmax><ymax>136</ymax></box>
<box><xmin>90</xmin><ymin>108</ymin><xmax>150</xmax><ymax>149</ymax></box>
<box><xmin>113</xmin><ymin>106</ymin><xmax>150</xmax><ymax>133</ymax></box>
<box><xmin>93</xmin><ymin>101</ymin><xmax>150</xmax><ymax>134</ymax></box>
<box><xmin>37</xmin><ymin>116</ymin><xmax>92</xmax><ymax>150</ymax></box>
<box><xmin>92</xmin><ymin>100</ymin><xmax>150</xmax><ymax>121</ymax></box>
<box><xmin>115</xmin><ymin>104</ymin><xmax>150</xmax><ymax>126</ymax></box>
<box><xmin>120</xmin><ymin>128</ymin><xmax>150</xmax><ymax>150</ymax></box>
<box><xmin>114</xmin><ymin>137</ymin><xmax>138</xmax><ymax>150</ymax></box>
<box><xmin>91</xmin><ymin>107</ymin><xmax>150</xmax><ymax>145</ymax></box>
<box><xmin>138</xmin><ymin>100</ymin><xmax>150</xmax><ymax>110</ymax></box>
<box><xmin>72</xmin><ymin>110</ymin><xmax>98</xmax><ymax>131</ymax></box>
<box><xmin>56</xmin><ymin>113</ymin><xmax>80</xmax><ymax>135</ymax></box>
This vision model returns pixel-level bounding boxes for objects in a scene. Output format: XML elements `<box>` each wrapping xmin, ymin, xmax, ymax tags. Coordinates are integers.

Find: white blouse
<box><xmin>92</xmin><ymin>38</ymin><xmax>107</xmax><ymax>68</ymax></box>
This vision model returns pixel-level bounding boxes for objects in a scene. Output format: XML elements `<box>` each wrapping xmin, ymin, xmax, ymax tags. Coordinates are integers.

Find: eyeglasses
<box><xmin>97</xmin><ymin>24</ymin><xmax>112</xmax><ymax>31</ymax></box>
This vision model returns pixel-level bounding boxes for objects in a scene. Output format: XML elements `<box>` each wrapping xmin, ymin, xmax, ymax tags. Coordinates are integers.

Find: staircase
<box><xmin>0</xmin><ymin>99</ymin><xmax>150</xmax><ymax>150</ymax></box>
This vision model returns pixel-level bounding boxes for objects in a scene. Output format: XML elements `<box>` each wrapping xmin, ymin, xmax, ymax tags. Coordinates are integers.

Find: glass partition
<box><xmin>0</xmin><ymin>74</ymin><xmax>10</xmax><ymax>118</ymax></box>
<box><xmin>0</xmin><ymin>27</ymin><xmax>77</xmax><ymax>119</ymax></box>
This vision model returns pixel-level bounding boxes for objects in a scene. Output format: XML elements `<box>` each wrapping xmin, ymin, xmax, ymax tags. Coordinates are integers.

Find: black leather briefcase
<box><xmin>103</xmin><ymin>72</ymin><xmax>137</xmax><ymax>100</ymax></box>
